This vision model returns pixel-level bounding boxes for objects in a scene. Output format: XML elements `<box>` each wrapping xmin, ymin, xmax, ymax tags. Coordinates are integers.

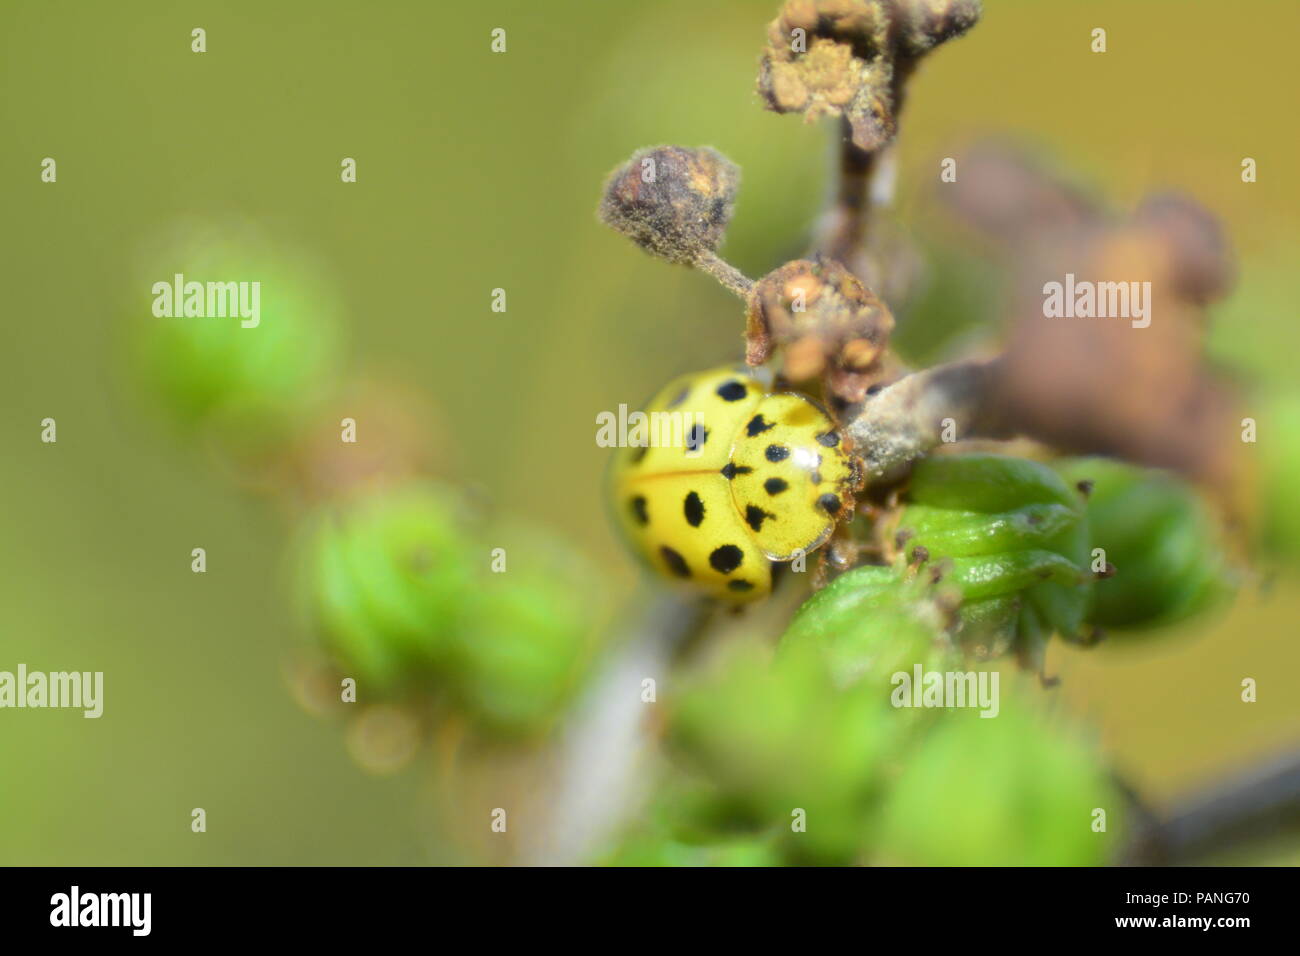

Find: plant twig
<box><xmin>1122</xmin><ymin>749</ymin><xmax>1300</xmax><ymax>864</ymax></box>
<box><xmin>819</xmin><ymin>118</ymin><xmax>883</xmax><ymax>275</ymax></box>
<box><xmin>694</xmin><ymin>250</ymin><xmax>755</xmax><ymax>299</ymax></box>
<box><xmin>522</xmin><ymin>589</ymin><xmax>709</xmax><ymax>865</ymax></box>
<box><xmin>843</xmin><ymin>356</ymin><xmax>1007</xmax><ymax>480</ymax></box>
<box><xmin>842</xmin><ymin>345</ymin><xmax>1238</xmax><ymax>490</ymax></box>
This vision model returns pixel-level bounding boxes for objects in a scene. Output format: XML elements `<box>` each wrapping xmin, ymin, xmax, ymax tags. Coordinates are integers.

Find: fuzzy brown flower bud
<box><xmin>898</xmin><ymin>0</ymin><xmax>983</xmax><ymax>56</ymax></box>
<box><xmin>746</xmin><ymin>256</ymin><xmax>895</xmax><ymax>401</ymax></box>
<box><xmin>598</xmin><ymin>146</ymin><xmax>740</xmax><ymax>265</ymax></box>
<box><xmin>758</xmin><ymin>0</ymin><xmax>980</xmax><ymax>152</ymax></box>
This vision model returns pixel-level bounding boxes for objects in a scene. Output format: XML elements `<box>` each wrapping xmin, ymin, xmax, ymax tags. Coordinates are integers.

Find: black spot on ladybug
<box><xmin>816</xmin><ymin>431</ymin><xmax>840</xmax><ymax>447</ymax></box>
<box><xmin>765</xmin><ymin>444</ymin><xmax>789</xmax><ymax>462</ymax></box>
<box><xmin>709</xmin><ymin>544</ymin><xmax>744</xmax><ymax>574</ymax></box>
<box><xmin>666</xmin><ymin>386</ymin><xmax>690</xmax><ymax>408</ymax></box>
<box><xmin>764</xmin><ymin>477</ymin><xmax>788</xmax><ymax>496</ymax></box>
<box><xmin>630</xmin><ymin>444</ymin><xmax>648</xmax><ymax>464</ymax></box>
<box><xmin>810</xmin><ymin>471</ymin><xmax>822</xmax><ymax>485</ymax></box>
<box><xmin>659</xmin><ymin>546</ymin><xmax>691</xmax><ymax>578</ymax></box>
<box><xmin>746</xmin><ymin>414</ymin><xmax>775</xmax><ymax>437</ymax></box>
<box><xmin>716</xmin><ymin>380</ymin><xmax>748</xmax><ymax>402</ymax></box>
<box><xmin>720</xmin><ymin>463</ymin><xmax>753</xmax><ymax>480</ymax></box>
<box><xmin>728</xmin><ymin>580</ymin><xmax>755</xmax><ymax>593</ymax></box>
<box><xmin>685</xmin><ymin>424</ymin><xmax>709</xmax><ymax>452</ymax></box>
<box><xmin>630</xmin><ymin>496</ymin><xmax>649</xmax><ymax>526</ymax></box>
<box><xmin>744</xmin><ymin>504</ymin><xmax>774</xmax><ymax>532</ymax></box>
<box><xmin>683</xmin><ymin>491</ymin><xmax>705</xmax><ymax>527</ymax></box>
<box><xmin>817</xmin><ymin>493</ymin><xmax>842</xmax><ymax>516</ymax></box>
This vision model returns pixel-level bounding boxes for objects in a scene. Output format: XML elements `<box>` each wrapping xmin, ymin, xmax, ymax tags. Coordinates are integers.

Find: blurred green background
<box><xmin>1</xmin><ymin>0</ymin><xmax>1297</xmax><ymax>864</ymax></box>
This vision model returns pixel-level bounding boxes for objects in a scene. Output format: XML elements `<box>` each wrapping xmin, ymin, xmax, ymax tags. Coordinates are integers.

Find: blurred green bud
<box><xmin>130</xmin><ymin>226</ymin><xmax>342</xmax><ymax>448</ymax></box>
<box><xmin>876</xmin><ymin>698</ymin><xmax>1124</xmax><ymax>866</ymax></box>
<box><xmin>1256</xmin><ymin>391</ymin><xmax>1300</xmax><ymax>562</ymax></box>
<box><xmin>1055</xmin><ymin>457</ymin><xmax>1233</xmax><ymax>630</ymax></box>
<box><xmin>300</xmin><ymin>481</ymin><xmax>607</xmax><ymax>737</ymax></box>
<box><xmin>635</xmin><ymin>773</ymin><xmax>764</xmax><ymax>847</ymax></box>
<box><xmin>668</xmin><ymin>636</ymin><xmax>903</xmax><ymax>864</ymax></box>
<box><xmin>299</xmin><ymin>481</ymin><xmax>478</xmax><ymax>694</ymax></box>
<box><xmin>781</xmin><ymin>564</ymin><xmax>956</xmax><ymax>691</ymax></box>
<box><xmin>446</xmin><ymin>524</ymin><xmax>607</xmax><ymax>737</ymax></box>
<box><xmin>895</xmin><ymin>454</ymin><xmax>1093</xmax><ymax>663</ymax></box>
<box><xmin>666</xmin><ymin>564</ymin><xmax>974</xmax><ymax>862</ymax></box>
<box><xmin>603</xmin><ymin>831</ymin><xmax>781</xmax><ymax>867</ymax></box>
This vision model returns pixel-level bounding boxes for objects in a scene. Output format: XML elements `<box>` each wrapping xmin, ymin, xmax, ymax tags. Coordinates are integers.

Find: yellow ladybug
<box><xmin>611</xmin><ymin>365</ymin><xmax>858</xmax><ymax>602</ymax></box>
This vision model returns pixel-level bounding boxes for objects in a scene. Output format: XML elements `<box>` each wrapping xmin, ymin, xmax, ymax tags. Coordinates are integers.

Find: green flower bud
<box><xmin>300</xmin><ymin>481</ymin><xmax>606</xmax><ymax>737</ymax></box>
<box><xmin>668</xmin><ymin>634</ymin><xmax>905</xmax><ymax>864</ymax></box>
<box><xmin>661</xmin><ymin>565</ymin><xmax>979</xmax><ymax>862</ymax></box>
<box><xmin>130</xmin><ymin>227</ymin><xmax>342</xmax><ymax>448</ymax></box>
<box><xmin>601</xmin><ymin>768</ymin><xmax>768</xmax><ymax>855</ymax></box>
<box><xmin>603</xmin><ymin>832</ymin><xmax>782</xmax><ymax>867</ymax></box>
<box><xmin>781</xmin><ymin>564</ymin><xmax>956</xmax><ymax>691</ymax></box>
<box><xmin>1055</xmin><ymin>457</ymin><xmax>1233</xmax><ymax>630</ymax></box>
<box><xmin>902</xmin><ymin>453</ymin><xmax>1082</xmax><ymax>513</ymax></box>
<box><xmin>876</xmin><ymin>698</ymin><xmax>1124</xmax><ymax>866</ymax></box>
<box><xmin>446</xmin><ymin>524</ymin><xmax>607</xmax><ymax>737</ymax></box>
<box><xmin>1256</xmin><ymin>391</ymin><xmax>1300</xmax><ymax>563</ymax></box>
<box><xmin>298</xmin><ymin>481</ymin><xmax>478</xmax><ymax>694</ymax></box>
<box><xmin>894</xmin><ymin>454</ymin><xmax>1093</xmax><ymax>662</ymax></box>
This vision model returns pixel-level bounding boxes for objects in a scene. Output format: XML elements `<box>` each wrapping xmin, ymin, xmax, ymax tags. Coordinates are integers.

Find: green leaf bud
<box><xmin>875</xmin><ymin>697</ymin><xmax>1124</xmax><ymax>866</ymax></box>
<box><xmin>1055</xmin><ymin>457</ymin><xmax>1233</xmax><ymax>631</ymax></box>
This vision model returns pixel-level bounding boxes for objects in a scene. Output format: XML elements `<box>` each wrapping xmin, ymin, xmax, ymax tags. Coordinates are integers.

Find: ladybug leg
<box><xmin>811</xmin><ymin>548</ymin><xmax>833</xmax><ymax>590</ymax></box>
<box><xmin>811</xmin><ymin>520</ymin><xmax>864</xmax><ymax>590</ymax></box>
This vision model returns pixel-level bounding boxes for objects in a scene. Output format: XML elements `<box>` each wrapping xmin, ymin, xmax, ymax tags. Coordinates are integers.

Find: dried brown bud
<box><xmin>1133</xmin><ymin>192</ymin><xmax>1234</xmax><ymax>306</ymax></box>
<box><xmin>898</xmin><ymin>0</ymin><xmax>983</xmax><ymax>56</ymax></box>
<box><xmin>758</xmin><ymin>0</ymin><xmax>980</xmax><ymax>152</ymax></box>
<box><xmin>951</xmin><ymin>148</ymin><xmax>1244</xmax><ymax>497</ymax></box>
<box><xmin>745</xmin><ymin>256</ymin><xmax>894</xmax><ymax>401</ymax></box>
<box><xmin>598</xmin><ymin>145</ymin><xmax>740</xmax><ymax>265</ymax></box>
<box><xmin>939</xmin><ymin>141</ymin><xmax>1098</xmax><ymax>245</ymax></box>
